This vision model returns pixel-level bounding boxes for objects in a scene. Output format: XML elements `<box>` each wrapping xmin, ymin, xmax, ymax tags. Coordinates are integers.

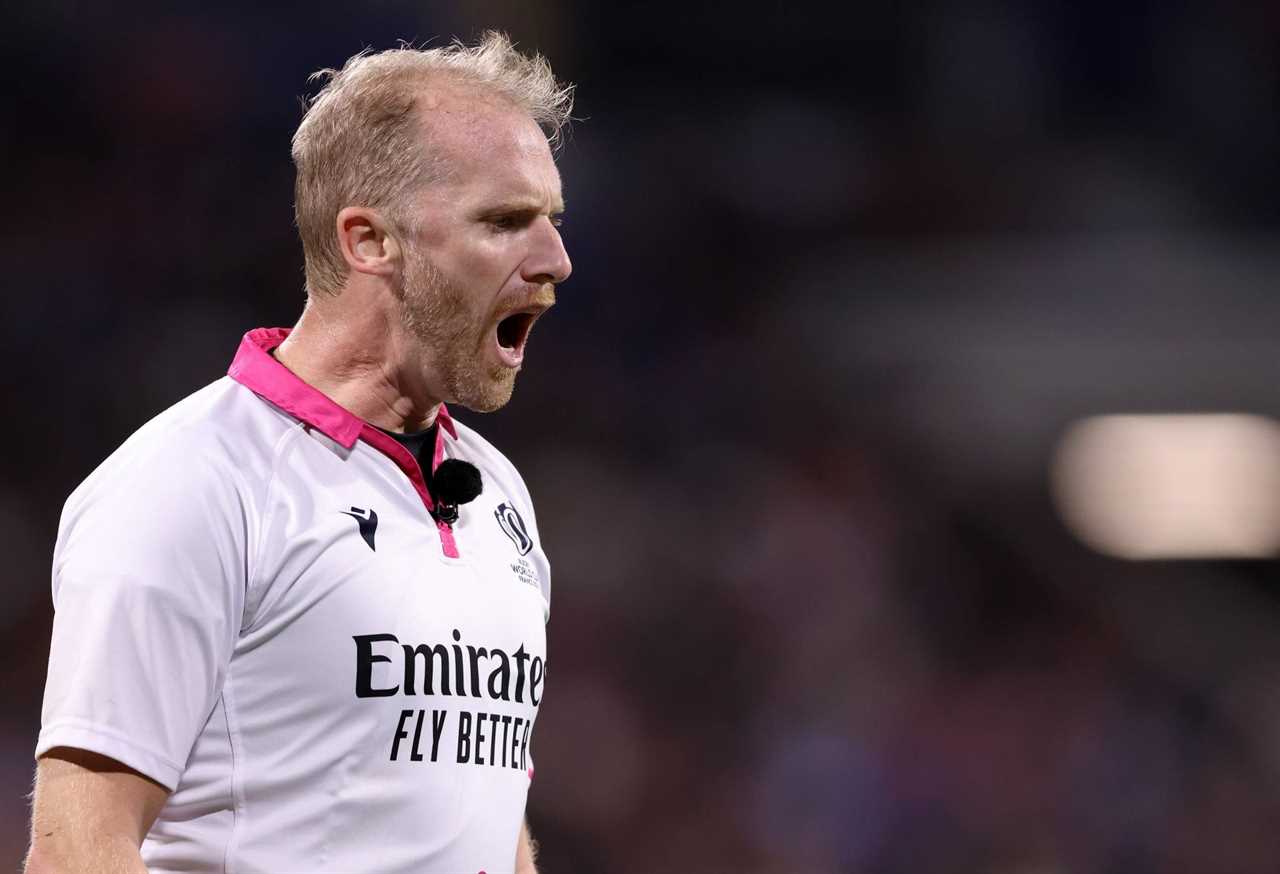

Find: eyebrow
<box><xmin>483</xmin><ymin>197</ymin><xmax>566</xmax><ymax>216</ymax></box>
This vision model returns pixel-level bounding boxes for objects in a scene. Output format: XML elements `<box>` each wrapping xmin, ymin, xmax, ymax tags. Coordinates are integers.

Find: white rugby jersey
<box><xmin>37</xmin><ymin>327</ymin><xmax>551</xmax><ymax>874</ymax></box>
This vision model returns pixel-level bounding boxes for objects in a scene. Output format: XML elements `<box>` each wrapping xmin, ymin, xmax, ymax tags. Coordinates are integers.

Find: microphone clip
<box><xmin>427</xmin><ymin>458</ymin><xmax>482</xmax><ymax>526</ymax></box>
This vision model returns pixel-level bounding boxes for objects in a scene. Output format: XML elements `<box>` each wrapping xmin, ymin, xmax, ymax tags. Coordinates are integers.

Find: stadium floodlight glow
<box><xmin>1051</xmin><ymin>414</ymin><xmax>1280</xmax><ymax>560</ymax></box>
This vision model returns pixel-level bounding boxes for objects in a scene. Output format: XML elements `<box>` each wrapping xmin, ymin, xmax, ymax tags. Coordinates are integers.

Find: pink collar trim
<box><xmin>227</xmin><ymin>327</ymin><xmax>458</xmax><ymax>449</ymax></box>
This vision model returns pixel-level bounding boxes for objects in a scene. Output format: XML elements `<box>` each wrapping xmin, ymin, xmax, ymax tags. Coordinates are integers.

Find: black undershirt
<box><xmin>378</xmin><ymin>423</ymin><xmax>438</xmax><ymax>475</ymax></box>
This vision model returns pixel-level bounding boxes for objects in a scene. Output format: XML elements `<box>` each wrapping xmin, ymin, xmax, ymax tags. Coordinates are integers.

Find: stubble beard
<box><xmin>398</xmin><ymin>245</ymin><xmax>516</xmax><ymax>414</ymax></box>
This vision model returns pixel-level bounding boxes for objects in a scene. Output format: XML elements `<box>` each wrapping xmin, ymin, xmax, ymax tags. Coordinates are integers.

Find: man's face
<box><xmin>395</xmin><ymin>92</ymin><xmax>571</xmax><ymax>413</ymax></box>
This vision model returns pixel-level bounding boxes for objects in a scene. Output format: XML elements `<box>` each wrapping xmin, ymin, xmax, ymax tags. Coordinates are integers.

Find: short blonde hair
<box><xmin>291</xmin><ymin>31</ymin><xmax>574</xmax><ymax>296</ymax></box>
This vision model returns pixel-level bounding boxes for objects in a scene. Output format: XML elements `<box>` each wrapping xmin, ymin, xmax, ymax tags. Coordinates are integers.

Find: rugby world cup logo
<box><xmin>495</xmin><ymin>502</ymin><xmax>534</xmax><ymax>555</ymax></box>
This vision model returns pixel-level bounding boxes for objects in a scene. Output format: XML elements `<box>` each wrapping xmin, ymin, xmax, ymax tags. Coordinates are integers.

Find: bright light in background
<box><xmin>1051</xmin><ymin>414</ymin><xmax>1280</xmax><ymax>560</ymax></box>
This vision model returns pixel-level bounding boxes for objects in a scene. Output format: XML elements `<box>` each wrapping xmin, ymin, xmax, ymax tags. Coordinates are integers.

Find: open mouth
<box><xmin>497</xmin><ymin>312</ymin><xmax>536</xmax><ymax>351</ymax></box>
<box><xmin>493</xmin><ymin>309</ymin><xmax>543</xmax><ymax>367</ymax></box>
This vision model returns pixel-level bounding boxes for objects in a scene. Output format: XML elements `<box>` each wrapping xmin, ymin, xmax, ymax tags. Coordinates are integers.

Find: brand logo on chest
<box><xmin>494</xmin><ymin>502</ymin><xmax>534</xmax><ymax>555</ymax></box>
<box><xmin>340</xmin><ymin>506</ymin><xmax>378</xmax><ymax>551</ymax></box>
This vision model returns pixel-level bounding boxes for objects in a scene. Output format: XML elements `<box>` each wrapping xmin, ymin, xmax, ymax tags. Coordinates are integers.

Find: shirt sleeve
<box><xmin>36</xmin><ymin>439</ymin><xmax>249</xmax><ymax>791</ymax></box>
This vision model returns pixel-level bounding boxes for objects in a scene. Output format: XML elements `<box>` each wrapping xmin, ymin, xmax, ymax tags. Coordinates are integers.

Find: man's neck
<box><xmin>273</xmin><ymin>297</ymin><xmax>443</xmax><ymax>434</ymax></box>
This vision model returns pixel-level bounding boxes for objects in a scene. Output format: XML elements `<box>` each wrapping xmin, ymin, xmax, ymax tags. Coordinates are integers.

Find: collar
<box><xmin>227</xmin><ymin>327</ymin><xmax>458</xmax><ymax>449</ymax></box>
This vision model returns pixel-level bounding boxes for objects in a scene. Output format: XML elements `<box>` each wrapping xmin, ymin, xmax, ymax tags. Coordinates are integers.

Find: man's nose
<box><xmin>522</xmin><ymin>218</ymin><xmax>573</xmax><ymax>285</ymax></box>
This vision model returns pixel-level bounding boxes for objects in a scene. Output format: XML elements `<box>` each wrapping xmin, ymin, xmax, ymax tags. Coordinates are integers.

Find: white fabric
<box><xmin>38</xmin><ymin>376</ymin><xmax>551</xmax><ymax>873</ymax></box>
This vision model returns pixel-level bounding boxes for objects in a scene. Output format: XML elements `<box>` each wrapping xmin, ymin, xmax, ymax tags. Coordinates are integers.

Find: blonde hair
<box><xmin>291</xmin><ymin>31</ymin><xmax>574</xmax><ymax>296</ymax></box>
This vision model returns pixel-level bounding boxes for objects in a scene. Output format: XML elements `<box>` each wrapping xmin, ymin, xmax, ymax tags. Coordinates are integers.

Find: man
<box><xmin>26</xmin><ymin>31</ymin><xmax>572</xmax><ymax>874</ymax></box>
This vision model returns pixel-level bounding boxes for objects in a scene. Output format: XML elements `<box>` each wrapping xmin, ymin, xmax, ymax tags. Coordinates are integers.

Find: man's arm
<box><xmin>24</xmin><ymin>747</ymin><xmax>169</xmax><ymax>874</ymax></box>
<box><xmin>516</xmin><ymin>818</ymin><xmax>539</xmax><ymax>874</ymax></box>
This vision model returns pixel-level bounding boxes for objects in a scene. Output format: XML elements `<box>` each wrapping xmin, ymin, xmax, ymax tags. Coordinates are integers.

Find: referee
<box><xmin>26</xmin><ymin>32</ymin><xmax>571</xmax><ymax>874</ymax></box>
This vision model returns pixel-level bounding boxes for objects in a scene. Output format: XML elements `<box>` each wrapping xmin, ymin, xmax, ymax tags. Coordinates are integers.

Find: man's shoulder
<box><xmin>446</xmin><ymin>417</ymin><xmax>540</xmax><ymax>516</ymax></box>
<box><xmin>68</xmin><ymin>377</ymin><xmax>296</xmax><ymax>512</ymax></box>
<box><xmin>447</xmin><ymin>418</ymin><xmax>528</xmax><ymax>486</ymax></box>
<box><xmin>114</xmin><ymin>377</ymin><xmax>294</xmax><ymax>466</ymax></box>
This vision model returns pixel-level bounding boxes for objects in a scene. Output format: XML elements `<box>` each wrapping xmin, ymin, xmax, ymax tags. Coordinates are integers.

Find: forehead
<box><xmin>417</xmin><ymin>87</ymin><xmax>563</xmax><ymax>209</ymax></box>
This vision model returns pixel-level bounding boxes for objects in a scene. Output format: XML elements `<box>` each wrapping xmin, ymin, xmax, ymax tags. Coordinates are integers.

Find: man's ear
<box><xmin>335</xmin><ymin>206</ymin><xmax>401</xmax><ymax>278</ymax></box>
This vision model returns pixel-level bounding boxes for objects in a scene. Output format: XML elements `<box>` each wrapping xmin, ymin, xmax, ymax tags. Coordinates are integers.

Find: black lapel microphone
<box><xmin>429</xmin><ymin>459</ymin><xmax>483</xmax><ymax>524</ymax></box>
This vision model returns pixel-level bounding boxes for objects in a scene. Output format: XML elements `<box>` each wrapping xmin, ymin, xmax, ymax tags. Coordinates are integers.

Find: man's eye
<box><xmin>486</xmin><ymin>213</ymin><xmax>562</xmax><ymax>231</ymax></box>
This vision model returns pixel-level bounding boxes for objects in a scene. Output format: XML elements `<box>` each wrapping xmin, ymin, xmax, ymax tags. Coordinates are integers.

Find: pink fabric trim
<box><xmin>431</xmin><ymin>422</ymin><xmax>448</xmax><ymax>473</ymax></box>
<box><xmin>227</xmin><ymin>327</ymin><xmax>458</xmax><ymax>446</ymax></box>
<box><xmin>227</xmin><ymin>327</ymin><xmax>461</xmax><ymax>558</ymax></box>
<box><xmin>227</xmin><ymin>328</ymin><xmax>363</xmax><ymax>448</ymax></box>
<box><xmin>425</xmin><ymin>423</ymin><xmax>460</xmax><ymax>557</ymax></box>
<box><xmin>435</xmin><ymin>402</ymin><xmax>458</xmax><ymax>441</ymax></box>
<box><xmin>353</xmin><ymin>425</ymin><xmax>461</xmax><ymax>558</ymax></box>
<box><xmin>436</xmin><ymin>520</ymin><xmax>459</xmax><ymax>558</ymax></box>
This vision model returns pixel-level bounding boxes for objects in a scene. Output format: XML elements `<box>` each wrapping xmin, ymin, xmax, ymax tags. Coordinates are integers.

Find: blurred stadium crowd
<box><xmin>5</xmin><ymin>1</ymin><xmax>1280</xmax><ymax>871</ymax></box>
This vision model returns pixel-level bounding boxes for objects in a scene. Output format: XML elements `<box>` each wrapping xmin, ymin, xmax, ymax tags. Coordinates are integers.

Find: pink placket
<box><xmin>357</xmin><ymin>423</ymin><xmax>460</xmax><ymax>558</ymax></box>
<box><xmin>228</xmin><ymin>327</ymin><xmax>462</xmax><ymax>558</ymax></box>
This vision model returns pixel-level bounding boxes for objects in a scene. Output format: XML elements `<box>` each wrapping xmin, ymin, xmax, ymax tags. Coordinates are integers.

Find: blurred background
<box><xmin>5</xmin><ymin>1</ymin><xmax>1280</xmax><ymax>871</ymax></box>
